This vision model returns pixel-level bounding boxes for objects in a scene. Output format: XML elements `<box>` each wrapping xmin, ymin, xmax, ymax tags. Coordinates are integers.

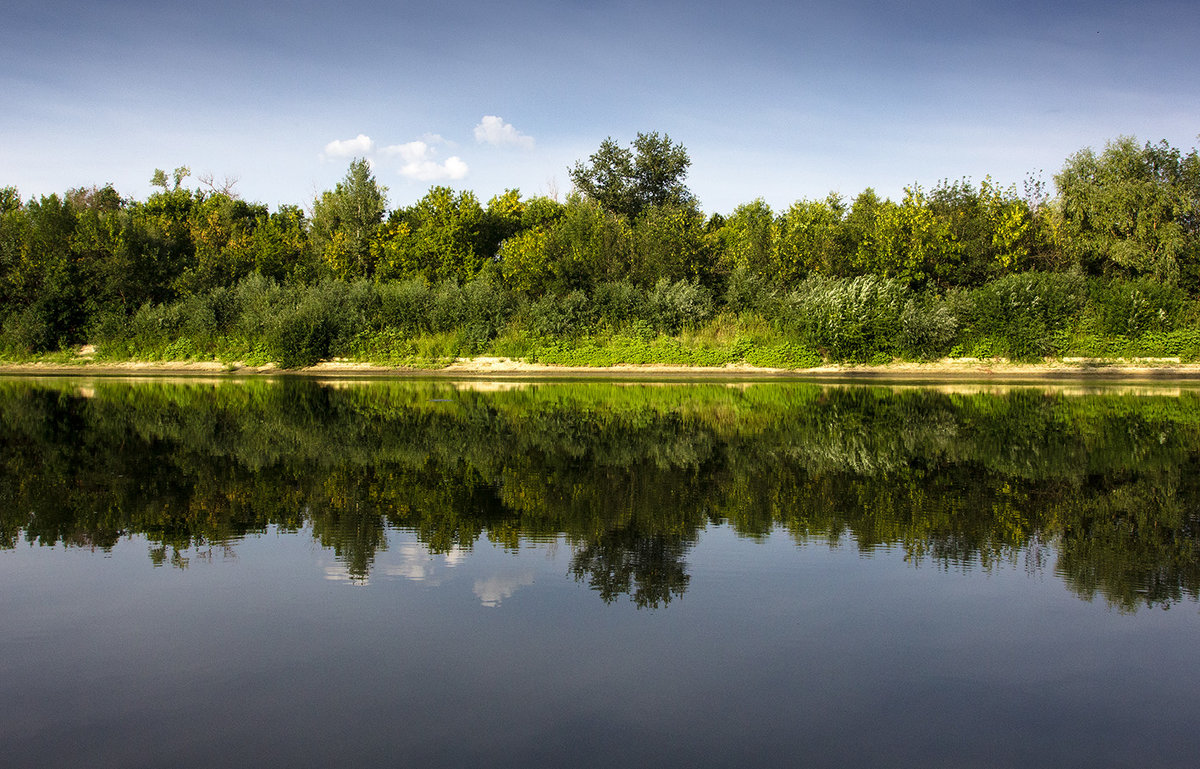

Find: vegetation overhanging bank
<box><xmin>2</xmin><ymin>133</ymin><xmax>1198</xmax><ymax>369</ymax></box>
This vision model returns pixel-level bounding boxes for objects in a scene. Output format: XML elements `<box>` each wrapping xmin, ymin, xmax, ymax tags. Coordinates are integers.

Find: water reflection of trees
<box><xmin>1</xmin><ymin>379</ymin><xmax>1198</xmax><ymax>611</ymax></box>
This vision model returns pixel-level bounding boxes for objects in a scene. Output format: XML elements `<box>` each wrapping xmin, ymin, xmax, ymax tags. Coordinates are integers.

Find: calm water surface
<box><xmin>1</xmin><ymin>377</ymin><xmax>1198</xmax><ymax>768</ymax></box>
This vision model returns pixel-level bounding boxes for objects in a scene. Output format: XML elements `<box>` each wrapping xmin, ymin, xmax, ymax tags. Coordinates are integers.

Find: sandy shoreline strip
<box><xmin>3</xmin><ymin>356</ymin><xmax>1200</xmax><ymax>382</ymax></box>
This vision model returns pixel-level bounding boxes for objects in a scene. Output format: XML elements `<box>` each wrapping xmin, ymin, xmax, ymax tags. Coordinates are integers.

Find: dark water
<box><xmin>1</xmin><ymin>377</ymin><xmax>1198</xmax><ymax>768</ymax></box>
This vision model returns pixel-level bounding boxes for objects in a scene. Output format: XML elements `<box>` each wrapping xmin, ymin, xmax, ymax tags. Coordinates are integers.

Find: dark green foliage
<box><xmin>778</xmin><ymin>275</ymin><xmax>910</xmax><ymax>361</ymax></box>
<box><xmin>900</xmin><ymin>296</ymin><xmax>959</xmax><ymax>360</ymax></box>
<box><xmin>723</xmin><ymin>264</ymin><xmax>774</xmax><ymax>314</ymax></box>
<box><xmin>1056</xmin><ymin>137</ymin><xmax>1200</xmax><ymax>283</ymax></box>
<box><xmin>648</xmin><ymin>278</ymin><xmax>713</xmax><ymax>334</ymax></box>
<box><xmin>963</xmin><ymin>272</ymin><xmax>1087</xmax><ymax>360</ymax></box>
<box><xmin>264</xmin><ymin>280</ymin><xmax>379</xmax><ymax>368</ymax></box>
<box><xmin>1085</xmin><ymin>277</ymin><xmax>1187</xmax><ymax>337</ymax></box>
<box><xmin>266</xmin><ymin>291</ymin><xmax>340</xmax><ymax>368</ymax></box>
<box><xmin>592</xmin><ymin>281</ymin><xmax>646</xmax><ymax>329</ymax></box>
<box><xmin>529</xmin><ymin>290</ymin><xmax>595</xmax><ymax>338</ymax></box>
<box><xmin>378</xmin><ymin>278</ymin><xmax>433</xmax><ymax>333</ymax></box>
<box><xmin>569</xmin><ymin>132</ymin><xmax>694</xmax><ymax>219</ymax></box>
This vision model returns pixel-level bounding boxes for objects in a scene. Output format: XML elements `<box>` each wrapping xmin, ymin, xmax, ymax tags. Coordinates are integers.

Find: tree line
<box><xmin>2</xmin><ymin>133</ymin><xmax>1198</xmax><ymax>364</ymax></box>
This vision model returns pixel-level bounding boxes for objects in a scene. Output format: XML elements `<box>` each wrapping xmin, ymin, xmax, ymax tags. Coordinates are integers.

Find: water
<box><xmin>1</xmin><ymin>377</ymin><xmax>1198</xmax><ymax>768</ymax></box>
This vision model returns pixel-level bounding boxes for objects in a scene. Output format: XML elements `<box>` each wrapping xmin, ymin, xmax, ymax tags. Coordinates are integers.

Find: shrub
<box><xmin>378</xmin><ymin>278</ymin><xmax>433</xmax><ymax>334</ymax></box>
<box><xmin>0</xmin><ymin>306</ymin><xmax>54</xmax><ymax>353</ymax></box>
<box><xmin>460</xmin><ymin>277</ymin><xmax>512</xmax><ymax>343</ymax></box>
<box><xmin>529</xmin><ymin>290</ymin><xmax>594</xmax><ymax>338</ymax></box>
<box><xmin>429</xmin><ymin>281</ymin><xmax>467</xmax><ymax>332</ymax></box>
<box><xmin>899</xmin><ymin>296</ymin><xmax>958</xmax><ymax>360</ymax></box>
<box><xmin>593</xmin><ymin>281</ymin><xmax>647</xmax><ymax>329</ymax></box>
<box><xmin>264</xmin><ymin>289</ymin><xmax>338</xmax><ymax>368</ymax></box>
<box><xmin>779</xmin><ymin>275</ymin><xmax>909</xmax><ymax>361</ymax></box>
<box><xmin>648</xmin><ymin>278</ymin><xmax>713</xmax><ymax>334</ymax></box>
<box><xmin>232</xmin><ymin>274</ymin><xmax>286</xmax><ymax>339</ymax></box>
<box><xmin>723</xmin><ymin>264</ymin><xmax>774</xmax><ymax>314</ymax></box>
<box><xmin>743</xmin><ymin>342</ymin><xmax>821</xmax><ymax>369</ymax></box>
<box><xmin>1086</xmin><ymin>277</ymin><xmax>1186</xmax><ymax>337</ymax></box>
<box><xmin>965</xmin><ymin>272</ymin><xmax>1086</xmax><ymax>360</ymax></box>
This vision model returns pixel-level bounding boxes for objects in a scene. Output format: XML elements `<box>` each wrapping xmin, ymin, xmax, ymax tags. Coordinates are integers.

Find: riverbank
<box><xmin>3</xmin><ymin>354</ymin><xmax>1200</xmax><ymax>381</ymax></box>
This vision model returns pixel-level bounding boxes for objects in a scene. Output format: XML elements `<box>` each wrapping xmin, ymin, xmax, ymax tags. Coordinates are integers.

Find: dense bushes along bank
<box><xmin>80</xmin><ymin>272</ymin><xmax>1200</xmax><ymax>368</ymax></box>
<box><xmin>2</xmin><ymin>134</ymin><xmax>1198</xmax><ymax>366</ymax></box>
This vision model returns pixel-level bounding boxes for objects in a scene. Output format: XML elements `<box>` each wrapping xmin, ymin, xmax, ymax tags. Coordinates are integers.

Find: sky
<box><xmin>2</xmin><ymin>0</ymin><xmax>1197</xmax><ymax>215</ymax></box>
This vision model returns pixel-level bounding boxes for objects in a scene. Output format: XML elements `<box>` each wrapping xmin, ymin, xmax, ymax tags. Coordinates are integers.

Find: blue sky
<box><xmin>2</xmin><ymin>0</ymin><xmax>1197</xmax><ymax>214</ymax></box>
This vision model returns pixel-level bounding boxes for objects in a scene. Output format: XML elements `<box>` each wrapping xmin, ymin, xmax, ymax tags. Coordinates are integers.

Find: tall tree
<box><xmin>311</xmin><ymin>158</ymin><xmax>387</xmax><ymax>279</ymax></box>
<box><xmin>569</xmin><ymin>132</ymin><xmax>693</xmax><ymax>219</ymax></box>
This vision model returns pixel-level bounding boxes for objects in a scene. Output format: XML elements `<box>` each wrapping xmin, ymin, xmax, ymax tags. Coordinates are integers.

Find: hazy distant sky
<box><xmin>2</xmin><ymin>0</ymin><xmax>1197</xmax><ymax>213</ymax></box>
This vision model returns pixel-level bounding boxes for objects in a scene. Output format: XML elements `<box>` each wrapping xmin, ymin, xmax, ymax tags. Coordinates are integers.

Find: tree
<box><xmin>310</xmin><ymin>158</ymin><xmax>387</xmax><ymax>279</ymax></box>
<box><xmin>773</xmin><ymin>194</ymin><xmax>848</xmax><ymax>283</ymax></box>
<box><xmin>1055</xmin><ymin>136</ymin><xmax>1200</xmax><ymax>284</ymax></box>
<box><xmin>715</xmin><ymin>199</ymin><xmax>775</xmax><ymax>277</ymax></box>
<box><xmin>374</xmin><ymin>186</ymin><xmax>485</xmax><ymax>283</ymax></box>
<box><xmin>151</xmin><ymin>166</ymin><xmax>191</xmax><ymax>191</ymax></box>
<box><xmin>569</xmin><ymin>132</ymin><xmax>694</xmax><ymax>219</ymax></box>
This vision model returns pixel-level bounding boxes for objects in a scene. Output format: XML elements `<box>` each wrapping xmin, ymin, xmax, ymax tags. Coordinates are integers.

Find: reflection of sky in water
<box><xmin>319</xmin><ymin>532</ymin><xmax>549</xmax><ymax>607</ymax></box>
<box><xmin>5</xmin><ymin>522</ymin><xmax>1200</xmax><ymax>768</ymax></box>
<box><xmin>473</xmin><ymin>571</ymin><xmax>535</xmax><ymax>607</ymax></box>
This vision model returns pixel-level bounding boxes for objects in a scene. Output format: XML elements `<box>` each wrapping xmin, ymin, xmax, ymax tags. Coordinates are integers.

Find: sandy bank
<box><xmin>4</xmin><ymin>355</ymin><xmax>1200</xmax><ymax>382</ymax></box>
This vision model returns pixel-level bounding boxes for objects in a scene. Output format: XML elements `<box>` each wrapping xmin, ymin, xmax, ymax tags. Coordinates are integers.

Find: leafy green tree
<box><xmin>1055</xmin><ymin>136</ymin><xmax>1200</xmax><ymax>285</ymax></box>
<box><xmin>927</xmin><ymin>177</ymin><xmax>1036</xmax><ymax>285</ymax></box>
<box><xmin>150</xmin><ymin>166</ymin><xmax>191</xmax><ymax>191</ymax></box>
<box><xmin>714</xmin><ymin>199</ymin><xmax>775</xmax><ymax>277</ymax></box>
<box><xmin>569</xmin><ymin>132</ymin><xmax>694</xmax><ymax>219</ymax></box>
<box><xmin>252</xmin><ymin>205</ymin><xmax>312</xmax><ymax>283</ymax></box>
<box><xmin>631</xmin><ymin>203</ymin><xmax>712</xmax><ymax>286</ymax></box>
<box><xmin>773</xmin><ymin>194</ymin><xmax>848</xmax><ymax>283</ymax></box>
<box><xmin>852</xmin><ymin>185</ymin><xmax>958</xmax><ymax>288</ymax></box>
<box><xmin>0</xmin><ymin>194</ymin><xmax>84</xmax><ymax>350</ymax></box>
<box><xmin>479</xmin><ymin>189</ymin><xmax>525</xmax><ymax>259</ymax></box>
<box><xmin>499</xmin><ymin>195</ymin><xmax>633</xmax><ymax>294</ymax></box>
<box><xmin>311</xmin><ymin>158</ymin><xmax>387</xmax><ymax>279</ymax></box>
<box><xmin>177</xmin><ymin>194</ymin><xmax>270</xmax><ymax>294</ymax></box>
<box><xmin>375</xmin><ymin>186</ymin><xmax>485</xmax><ymax>283</ymax></box>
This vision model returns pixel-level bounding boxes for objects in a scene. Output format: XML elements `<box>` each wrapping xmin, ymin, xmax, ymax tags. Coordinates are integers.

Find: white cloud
<box><xmin>380</xmin><ymin>140</ymin><xmax>469</xmax><ymax>181</ymax></box>
<box><xmin>380</xmin><ymin>140</ymin><xmax>432</xmax><ymax>163</ymax></box>
<box><xmin>321</xmin><ymin>132</ymin><xmax>469</xmax><ymax>181</ymax></box>
<box><xmin>473</xmin><ymin>115</ymin><xmax>535</xmax><ymax>149</ymax></box>
<box><xmin>321</xmin><ymin>133</ymin><xmax>375</xmax><ymax>159</ymax></box>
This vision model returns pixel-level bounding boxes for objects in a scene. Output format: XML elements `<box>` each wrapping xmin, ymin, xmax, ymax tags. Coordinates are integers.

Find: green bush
<box><xmin>593</xmin><ymin>281</ymin><xmax>647</xmax><ymax>329</ymax></box>
<box><xmin>529</xmin><ymin>290</ymin><xmax>594</xmax><ymax>338</ymax></box>
<box><xmin>264</xmin><ymin>290</ymin><xmax>337</xmax><ymax>368</ymax></box>
<box><xmin>429</xmin><ymin>281</ymin><xmax>467</xmax><ymax>332</ymax></box>
<box><xmin>743</xmin><ymin>342</ymin><xmax>821</xmax><ymax>369</ymax></box>
<box><xmin>649</xmin><ymin>278</ymin><xmax>713</xmax><ymax>334</ymax></box>
<box><xmin>232</xmin><ymin>274</ymin><xmax>287</xmax><ymax>339</ymax></box>
<box><xmin>965</xmin><ymin>272</ymin><xmax>1086</xmax><ymax>360</ymax></box>
<box><xmin>1086</xmin><ymin>277</ymin><xmax>1187</xmax><ymax>337</ymax></box>
<box><xmin>460</xmin><ymin>277</ymin><xmax>513</xmax><ymax>347</ymax></box>
<box><xmin>378</xmin><ymin>278</ymin><xmax>433</xmax><ymax>333</ymax></box>
<box><xmin>0</xmin><ymin>306</ymin><xmax>54</xmax><ymax>353</ymax></box>
<box><xmin>779</xmin><ymin>275</ymin><xmax>909</xmax><ymax>361</ymax></box>
<box><xmin>723</xmin><ymin>265</ymin><xmax>774</xmax><ymax>314</ymax></box>
<box><xmin>899</xmin><ymin>296</ymin><xmax>958</xmax><ymax>360</ymax></box>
